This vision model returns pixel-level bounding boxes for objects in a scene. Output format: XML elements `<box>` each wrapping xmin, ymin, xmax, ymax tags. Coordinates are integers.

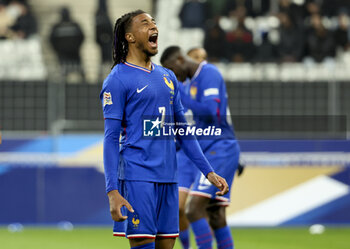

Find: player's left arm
<box><xmin>180</xmin><ymin>67</ymin><xmax>222</xmax><ymax>117</ymax></box>
<box><xmin>180</xmin><ymin>95</ymin><xmax>218</xmax><ymax>117</ymax></box>
<box><xmin>174</xmin><ymin>110</ymin><xmax>228</xmax><ymax>196</ymax></box>
<box><xmin>172</xmin><ymin>74</ymin><xmax>228</xmax><ymax>195</ymax></box>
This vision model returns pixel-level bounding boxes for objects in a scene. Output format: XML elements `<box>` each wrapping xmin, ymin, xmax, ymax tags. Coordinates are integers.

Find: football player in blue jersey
<box><xmin>161</xmin><ymin>46</ymin><xmax>241</xmax><ymax>249</ymax></box>
<box><xmin>175</xmin><ymin>47</ymin><xmax>207</xmax><ymax>249</ymax></box>
<box><xmin>100</xmin><ymin>10</ymin><xmax>229</xmax><ymax>249</ymax></box>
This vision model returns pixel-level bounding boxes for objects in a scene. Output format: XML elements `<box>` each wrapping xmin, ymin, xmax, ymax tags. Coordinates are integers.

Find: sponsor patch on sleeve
<box><xmin>203</xmin><ymin>88</ymin><xmax>219</xmax><ymax>96</ymax></box>
<box><xmin>103</xmin><ymin>92</ymin><xmax>113</xmax><ymax>106</ymax></box>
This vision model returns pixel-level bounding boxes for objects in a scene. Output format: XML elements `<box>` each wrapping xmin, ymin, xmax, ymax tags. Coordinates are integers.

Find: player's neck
<box><xmin>188</xmin><ymin>61</ymin><xmax>199</xmax><ymax>79</ymax></box>
<box><xmin>126</xmin><ymin>49</ymin><xmax>152</xmax><ymax>70</ymax></box>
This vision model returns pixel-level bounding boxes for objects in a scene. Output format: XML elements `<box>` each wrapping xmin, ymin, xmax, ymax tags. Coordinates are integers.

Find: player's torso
<box><xmin>113</xmin><ymin>63</ymin><xmax>178</xmax><ymax>182</ymax></box>
<box><xmin>187</xmin><ymin>64</ymin><xmax>236</xmax><ymax>151</ymax></box>
<box><xmin>122</xmin><ymin>63</ymin><xmax>175</xmax><ymax>116</ymax></box>
<box><xmin>117</xmin><ymin>63</ymin><xmax>176</xmax><ymax>140</ymax></box>
<box><xmin>193</xmin><ymin>65</ymin><xmax>228</xmax><ymax>116</ymax></box>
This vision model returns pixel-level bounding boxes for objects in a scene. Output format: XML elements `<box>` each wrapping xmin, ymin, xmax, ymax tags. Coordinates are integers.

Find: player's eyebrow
<box><xmin>141</xmin><ymin>18</ymin><xmax>156</xmax><ymax>24</ymax></box>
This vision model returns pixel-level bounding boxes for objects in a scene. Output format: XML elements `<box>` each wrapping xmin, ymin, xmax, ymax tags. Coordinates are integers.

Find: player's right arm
<box><xmin>170</xmin><ymin>71</ymin><xmax>229</xmax><ymax>196</ymax></box>
<box><xmin>100</xmin><ymin>75</ymin><xmax>133</xmax><ymax>221</ymax></box>
<box><xmin>104</xmin><ymin>119</ymin><xmax>134</xmax><ymax>221</ymax></box>
<box><xmin>174</xmin><ymin>110</ymin><xmax>229</xmax><ymax>196</ymax></box>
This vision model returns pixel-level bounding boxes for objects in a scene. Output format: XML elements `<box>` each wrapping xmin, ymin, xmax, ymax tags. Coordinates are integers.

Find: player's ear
<box><xmin>125</xmin><ymin>33</ymin><xmax>135</xmax><ymax>43</ymax></box>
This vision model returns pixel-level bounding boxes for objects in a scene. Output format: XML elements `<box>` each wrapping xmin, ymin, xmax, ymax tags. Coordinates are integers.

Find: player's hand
<box><xmin>207</xmin><ymin>172</ymin><xmax>229</xmax><ymax>196</ymax></box>
<box><xmin>107</xmin><ymin>190</ymin><xmax>134</xmax><ymax>222</ymax></box>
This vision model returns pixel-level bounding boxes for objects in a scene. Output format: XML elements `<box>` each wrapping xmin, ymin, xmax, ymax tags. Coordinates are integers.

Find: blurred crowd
<box><xmin>49</xmin><ymin>0</ymin><xmax>113</xmax><ymax>82</ymax></box>
<box><xmin>179</xmin><ymin>0</ymin><xmax>350</xmax><ymax>63</ymax></box>
<box><xmin>0</xmin><ymin>0</ymin><xmax>37</xmax><ymax>39</ymax></box>
<box><xmin>0</xmin><ymin>0</ymin><xmax>113</xmax><ymax>82</ymax></box>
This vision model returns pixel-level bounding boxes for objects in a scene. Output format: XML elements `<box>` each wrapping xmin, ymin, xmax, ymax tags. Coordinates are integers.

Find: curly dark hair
<box><xmin>111</xmin><ymin>9</ymin><xmax>145</xmax><ymax>68</ymax></box>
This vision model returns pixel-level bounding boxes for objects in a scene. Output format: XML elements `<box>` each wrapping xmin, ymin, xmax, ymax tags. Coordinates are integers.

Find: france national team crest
<box><xmin>163</xmin><ymin>76</ymin><xmax>174</xmax><ymax>90</ymax></box>
<box><xmin>190</xmin><ymin>85</ymin><xmax>197</xmax><ymax>99</ymax></box>
<box><xmin>131</xmin><ymin>214</ymin><xmax>140</xmax><ymax>229</ymax></box>
<box><xmin>163</xmin><ymin>75</ymin><xmax>175</xmax><ymax>104</ymax></box>
<box><xmin>103</xmin><ymin>92</ymin><xmax>113</xmax><ymax>106</ymax></box>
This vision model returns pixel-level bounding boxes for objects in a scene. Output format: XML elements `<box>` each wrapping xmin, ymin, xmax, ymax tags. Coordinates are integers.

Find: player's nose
<box><xmin>150</xmin><ymin>22</ymin><xmax>157</xmax><ymax>31</ymax></box>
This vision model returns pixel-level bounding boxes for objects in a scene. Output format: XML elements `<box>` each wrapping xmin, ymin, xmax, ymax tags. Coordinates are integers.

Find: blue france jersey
<box><xmin>100</xmin><ymin>62</ymin><xmax>183</xmax><ymax>183</ymax></box>
<box><xmin>178</xmin><ymin>79</ymin><xmax>191</xmax><ymax>115</ymax></box>
<box><xmin>187</xmin><ymin>61</ymin><xmax>236</xmax><ymax>152</ymax></box>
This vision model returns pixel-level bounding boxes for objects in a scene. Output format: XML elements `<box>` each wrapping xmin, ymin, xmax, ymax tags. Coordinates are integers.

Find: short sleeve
<box><xmin>100</xmin><ymin>76</ymin><xmax>127</xmax><ymax>120</ymax></box>
<box><xmin>199</xmin><ymin>67</ymin><xmax>222</xmax><ymax>102</ymax></box>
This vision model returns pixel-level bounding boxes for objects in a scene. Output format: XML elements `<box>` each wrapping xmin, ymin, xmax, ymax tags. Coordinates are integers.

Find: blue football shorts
<box><xmin>177</xmin><ymin>149</ymin><xmax>199</xmax><ymax>192</ymax></box>
<box><xmin>113</xmin><ymin>180</ymin><xmax>179</xmax><ymax>239</ymax></box>
<box><xmin>191</xmin><ymin>141</ymin><xmax>240</xmax><ymax>205</ymax></box>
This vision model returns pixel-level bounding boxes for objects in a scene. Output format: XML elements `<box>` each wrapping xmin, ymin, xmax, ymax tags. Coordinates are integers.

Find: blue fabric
<box><xmin>179</xmin><ymin>229</ymin><xmax>190</xmax><ymax>249</ymax></box>
<box><xmin>191</xmin><ymin>141</ymin><xmax>240</xmax><ymax>203</ymax></box>
<box><xmin>177</xmin><ymin>78</ymin><xmax>213</xmax><ymax>188</ymax></box>
<box><xmin>175</xmin><ymin>111</ymin><xmax>214</xmax><ymax>177</ymax></box>
<box><xmin>177</xmin><ymin>149</ymin><xmax>198</xmax><ymax>189</ymax></box>
<box><xmin>100</xmin><ymin>62</ymin><xmax>183</xmax><ymax>183</ymax></box>
<box><xmin>103</xmin><ymin>118</ymin><xmax>121</xmax><ymax>192</ymax></box>
<box><xmin>180</xmin><ymin>62</ymin><xmax>236</xmax><ymax>152</ymax></box>
<box><xmin>179</xmin><ymin>77</ymin><xmax>217</xmax><ymax>119</ymax></box>
<box><xmin>131</xmin><ymin>242</ymin><xmax>155</xmax><ymax>249</ymax></box>
<box><xmin>113</xmin><ymin>181</ymin><xmax>179</xmax><ymax>238</ymax></box>
<box><xmin>180</xmin><ymin>91</ymin><xmax>218</xmax><ymax>117</ymax></box>
<box><xmin>191</xmin><ymin>218</ymin><xmax>213</xmax><ymax>249</ymax></box>
<box><xmin>214</xmin><ymin>226</ymin><xmax>234</xmax><ymax>249</ymax></box>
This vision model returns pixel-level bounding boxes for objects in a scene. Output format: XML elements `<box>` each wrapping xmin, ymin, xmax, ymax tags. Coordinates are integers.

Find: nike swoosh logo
<box><xmin>198</xmin><ymin>185</ymin><xmax>210</xmax><ymax>190</ymax></box>
<box><xmin>137</xmin><ymin>85</ymin><xmax>148</xmax><ymax>93</ymax></box>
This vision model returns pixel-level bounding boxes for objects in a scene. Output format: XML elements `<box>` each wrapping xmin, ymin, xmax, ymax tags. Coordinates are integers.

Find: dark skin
<box><xmin>178</xmin><ymin>191</ymin><xmax>190</xmax><ymax>231</ymax></box>
<box><xmin>125</xmin><ymin>13</ymin><xmax>158</xmax><ymax>70</ymax></box>
<box><xmin>162</xmin><ymin>51</ymin><xmax>198</xmax><ymax>82</ymax></box>
<box><xmin>186</xmin><ymin>195</ymin><xmax>227</xmax><ymax>229</ymax></box>
<box><xmin>108</xmin><ymin>13</ymin><xmax>229</xmax><ymax>249</ymax></box>
<box><xmin>162</xmin><ymin>50</ymin><xmax>230</xmax><ymax>234</ymax></box>
<box><xmin>207</xmin><ymin>204</ymin><xmax>227</xmax><ymax>230</ymax></box>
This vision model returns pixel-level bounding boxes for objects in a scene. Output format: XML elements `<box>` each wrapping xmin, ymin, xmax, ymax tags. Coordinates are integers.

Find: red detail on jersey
<box><xmin>113</xmin><ymin>233</ymin><xmax>126</xmax><ymax>237</ymax></box>
<box><xmin>124</xmin><ymin>62</ymin><xmax>153</xmax><ymax>73</ymax></box>
<box><xmin>214</xmin><ymin>98</ymin><xmax>221</xmax><ymax>123</ymax></box>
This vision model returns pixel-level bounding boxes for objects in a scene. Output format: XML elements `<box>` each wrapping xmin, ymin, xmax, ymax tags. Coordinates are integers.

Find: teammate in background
<box><xmin>174</xmin><ymin>47</ymin><xmax>207</xmax><ymax>249</ymax></box>
<box><xmin>177</xmin><ymin>47</ymin><xmax>243</xmax><ymax>249</ymax></box>
<box><xmin>100</xmin><ymin>10</ymin><xmax>229</xmax><ymax>249</ymax></box>
<box><xmin>187</xmin><ymin>47</ymin><xmax>207</xmax><ymax>63</ymax></box>
<box><xmin>161</xmin><ymin>46</ymin><xmax>240</xmax><ymax>249</ymax></box>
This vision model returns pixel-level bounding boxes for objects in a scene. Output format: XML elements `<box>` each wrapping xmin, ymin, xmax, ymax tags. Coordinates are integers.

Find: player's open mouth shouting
<box><xmin>149</xmin><ymin>32</ymin><xmax>158</xmax><ymax>49</ymax></box>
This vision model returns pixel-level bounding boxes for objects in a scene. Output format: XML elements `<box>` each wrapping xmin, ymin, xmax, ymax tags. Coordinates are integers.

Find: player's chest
<box><xmin>128</xmin><ymin>73</ymin><xmax>175</xmax><ymax>105</ymax></box>
<box><xmin>188</xmin><ymin>80</ymin><xmax>201</xmax><ymax>100</ymax></box>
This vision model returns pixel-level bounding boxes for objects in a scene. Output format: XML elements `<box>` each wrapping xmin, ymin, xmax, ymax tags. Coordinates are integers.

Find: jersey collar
<box><xmin>191</xmin><ymin>60</ymin><xmax>207</xmax><ymax>81</ymax></box>
<box><xmin>124</xmin><ymin>61</ymin><xmax>154</xmax><ymax>73</ymax></box>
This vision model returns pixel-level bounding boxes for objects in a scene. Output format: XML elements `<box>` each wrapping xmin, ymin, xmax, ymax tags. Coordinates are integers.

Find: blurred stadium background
<box><xmin>1</xmin><ymin>0</ymin><xmax>350</xmax><ymax>248</ymax></box>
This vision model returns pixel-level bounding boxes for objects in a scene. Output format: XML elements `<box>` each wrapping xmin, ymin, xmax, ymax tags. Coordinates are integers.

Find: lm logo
<box><xmin>143</xmin><ymin>117</ymin><xmax>162</xmax><ymax>137</ymax></box>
